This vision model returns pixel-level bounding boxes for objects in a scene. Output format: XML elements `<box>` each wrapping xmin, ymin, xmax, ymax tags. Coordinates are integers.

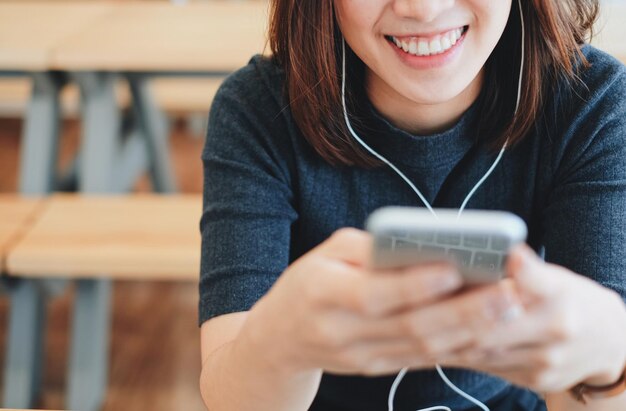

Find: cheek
<box><xmin>335</xmin><ymin>0</ymin><xmax>390</xmax><ymax>53</ymax></box>
<box><xmin>472</xmin><ymin>0</ymin><xmax>512</xmax><ymax>42</ymax></box>
<box><xmin>461</xmin><ymin>0</ymin><xmax>511</xmax><ymax>72</ymax></box>
<box><xmin>334</xmin><ymin>1</ymin><xmax>385</xmax><ymax>67</ymax></box>
<box><xmin>335</xmin><ymin>0</ymin><xmax>380</xmax><ymax>34</ymax></box>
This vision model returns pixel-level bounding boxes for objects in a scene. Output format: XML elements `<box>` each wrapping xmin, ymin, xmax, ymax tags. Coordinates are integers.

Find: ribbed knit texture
<box><xmin>199</xmin><ymin>46</ymin><xmax>626</xmax><ymax>411</ymax></box>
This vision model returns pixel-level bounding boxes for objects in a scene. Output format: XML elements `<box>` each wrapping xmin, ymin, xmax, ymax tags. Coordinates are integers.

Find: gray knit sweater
<box><xmin>199</xmin><ymin>46</ymin><xmax>626</xmax><ymax>410</ymax></box>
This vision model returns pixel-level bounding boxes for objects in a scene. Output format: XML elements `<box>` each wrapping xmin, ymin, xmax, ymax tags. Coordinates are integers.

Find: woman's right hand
<box><xmin>233</xmin><ymin>227</ymin><xmax>485</xmax><ymax>377</ymax></box>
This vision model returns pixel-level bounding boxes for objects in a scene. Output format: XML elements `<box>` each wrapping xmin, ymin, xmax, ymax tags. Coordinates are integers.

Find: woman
<box><xmin>199</xmin><ymin>0</ymin><xmax>626</xmax><ymax>410</ymax></box>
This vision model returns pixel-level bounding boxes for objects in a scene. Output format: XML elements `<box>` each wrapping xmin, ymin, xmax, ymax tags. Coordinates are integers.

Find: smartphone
<box><xmin>365</xmin><ymin>206</ymin><xmax>528</xmax><ymax>285</ymax></box>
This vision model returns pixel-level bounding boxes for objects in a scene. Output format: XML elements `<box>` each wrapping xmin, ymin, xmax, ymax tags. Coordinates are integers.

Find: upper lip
<box><xmin>386</xmin><ymin>26</ymin><xmax>466</xmax><ymax>39</ymax></box>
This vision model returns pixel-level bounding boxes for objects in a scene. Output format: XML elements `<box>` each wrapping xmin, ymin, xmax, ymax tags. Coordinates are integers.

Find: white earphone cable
<box><xmin>340</xmin><ymin>59</ymin><xmax>438</xmax><ymax>218</ymax></box>
<box><xmin>339</xmin><ymin>0</ymin><xmax>525</xmax><ymax>409</ymax></box>
<box><xmin>458</xmin><ymin>0</ymin><xmax>525</xmax><ymax>218</ymax></box>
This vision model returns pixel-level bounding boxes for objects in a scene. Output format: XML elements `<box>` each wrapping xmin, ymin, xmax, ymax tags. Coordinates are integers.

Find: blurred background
<box><xmin>0</xmin><ymin>1</ymin><xmax>623</xmax><ymax>411</ymax></box>
<box><xmin>0</xmin><ymin>1</ymin><xmax>268</xmax><ymax>410</ymax></box>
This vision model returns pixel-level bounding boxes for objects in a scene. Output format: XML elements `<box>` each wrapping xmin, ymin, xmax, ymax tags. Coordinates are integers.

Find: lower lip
<box><xmin>387</xmin><ymin>29</ymin><xmax>467</xmax><ymax>70</ymax></box>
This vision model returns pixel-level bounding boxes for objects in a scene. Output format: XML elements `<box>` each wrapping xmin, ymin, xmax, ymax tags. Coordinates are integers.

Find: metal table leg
<box><xmin>127</xmin><ymin>74</ymin><xmax>177</xmax><ymax>193</ymax></box>
<box><xmin>65</xmin><ymin>72</ymin><xmax>120</xmax><ymax>411</ymax></box>
<box><xmin>66</xmin><ymin>279</ymin><xmax>112</xmax><ymax>411</ymax></box>
<box><xmin>3</xmin><ymin>279</ymin><xmax>46</xmax><ymax>408</ymax></box>
<box><xmin>65</xmin><ymin>71</ymin><xmax>178</xmax><ymax>411</ymax></box>
<box><xmin>113</xmin><ymin>129</ymin><xmax>149</xmax><ymax>193</ymax></box>
<box><xmin>18</xmin><ymin>72</ymin><xmax>64</xmax><ymax>195</ymax></box>
<box><xmin>74</xmin><ymin>72</ymin><xmax>121</xmax><ymax>193</ymax></box>
<box><xmin>3</xmin><ymin>71</ymin><xmax>65</xmax><ymax>409</ymax></box>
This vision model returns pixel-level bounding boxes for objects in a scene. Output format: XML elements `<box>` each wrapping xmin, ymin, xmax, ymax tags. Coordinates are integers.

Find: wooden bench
<box><xmin>0</xmin><ymin>77</ymin><xmax>223</xmax><ymax>118</ymax></box>
<box><xmin>50</xmin><ymin>1</ymin><xmax>268</xmax><ymax>72</ymax></box>
<box><xmin>0</xmin><ymin>409</ymin><xmax>66</xmax><ymax>411</ymax></box>
<box><xmin>0</xmin><ymin>2</ymin><xmax>115</xmax><ymax>71</ymax></box>
<box><xmin>0</xmin><ymin>196</ymin><xmax>45</xmax><ymax>410</ymax></box>
<box><xmin>0</xmin><ymin>2</ymin><xmax>263</xmax><ymax>409</ymax></box>
<box><xmin>6</xmin><ymin>194</ymin><xmax>202</xmax><ymax>280</ymax></box>
<box><xmin>0</xmin><ymin>195</ymin><xmax>42</xmax><ymax>274</ymax></box>
<box><xmin>2</xmin><ymin>193</ymin><xmax>201</xmax><ymax>410</ymax></box>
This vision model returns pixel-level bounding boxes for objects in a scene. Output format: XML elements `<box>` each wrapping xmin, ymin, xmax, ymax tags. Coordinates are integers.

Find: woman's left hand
<box><xmin>441</xmin><ymin>244</ymin><xmax>626</xmax><ymax>392</ymax></box>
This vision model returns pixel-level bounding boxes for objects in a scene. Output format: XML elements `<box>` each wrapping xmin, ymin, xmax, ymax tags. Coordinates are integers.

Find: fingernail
<box><xmin>485</xmin><ymin>295</ymin><xmax>520</xmax><ymax>322</ymax></box>
<box><xmin>499</xmin><ymin>304</ymin><xmax>523</xmax><ymax>323</ymax></box>
<box><xmin>438</xmin><ymin>273</ymin><xmax>462</xmax><ymax>291</ymax></box>
<box><xmin>520</xmin><ymin>246</ymin><xmax>537</xmax><ymax>268</ymax></box>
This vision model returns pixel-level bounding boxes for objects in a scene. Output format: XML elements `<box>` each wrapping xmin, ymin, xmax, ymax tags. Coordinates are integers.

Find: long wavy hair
<box><xmin>268</xmin><ymin>0</ymin><xmax>599</xmax><ymax>168</ymax></box>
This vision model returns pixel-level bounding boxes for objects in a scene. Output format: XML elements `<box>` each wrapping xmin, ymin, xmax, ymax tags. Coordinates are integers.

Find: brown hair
<box><xmin>268</xmin><ymin>0</ymin><xmax>599</xmax><ymax>168</ymax></box>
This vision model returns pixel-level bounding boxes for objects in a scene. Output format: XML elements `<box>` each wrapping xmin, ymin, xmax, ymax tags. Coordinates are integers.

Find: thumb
<box><xmin>506</xmin><ymin>243</ymin><xmax>561</xmax><ymax>302</ymax></box>
<box><xmin>318</xmin><ymin>227</ymin><xmax>373</xmax><ymax>266</ymax></box>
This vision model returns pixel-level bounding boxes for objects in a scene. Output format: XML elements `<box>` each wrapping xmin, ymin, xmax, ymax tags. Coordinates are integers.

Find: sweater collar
<box><xmin>357</xmin><ymin>99</ymin><xmax>479</xmax><ymax>169</ymax></box>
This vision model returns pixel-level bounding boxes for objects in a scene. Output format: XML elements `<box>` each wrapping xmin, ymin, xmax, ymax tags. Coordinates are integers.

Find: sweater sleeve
<box><xmin>541</xmin><ymin>65</ymin><xmax>626</xmax><ymax>302</ymax></box>
<box><xmin>198</xmin><ymin>61</ymin><xmax>298</xmax><ymax>325</ymax></box>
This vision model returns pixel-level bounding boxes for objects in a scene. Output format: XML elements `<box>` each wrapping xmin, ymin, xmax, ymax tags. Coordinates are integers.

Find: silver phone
<box><xmin>365</xmin><ymin>206</ymin><xmax>528</xmax><ymax>285</ymax></box>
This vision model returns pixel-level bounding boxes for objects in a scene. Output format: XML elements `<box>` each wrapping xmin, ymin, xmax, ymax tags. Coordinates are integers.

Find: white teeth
<box><xmin>441</xmin><ymin>36</ymin><xmax>451</xmax><ymax>50</ymax></box>
<box><xmin>429</xmin><ymin>38</ymin><xmax>442</xmax><ymax>54</ymax></box>
<box><xmin>417</xmin><ymin>40</ymin><xmax>429</xmax><ymax>56</ymax></box>
<box><xmin>390</xmin><ymin>27</ymin><xmax>464</xmax><ymax>57</ymax></box>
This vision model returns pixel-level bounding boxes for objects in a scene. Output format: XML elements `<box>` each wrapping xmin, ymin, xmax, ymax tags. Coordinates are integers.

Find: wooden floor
<box><xmin>0</xmin><ymin>117</ymin><xmax>207</xmax><ymax>410</ymax></box>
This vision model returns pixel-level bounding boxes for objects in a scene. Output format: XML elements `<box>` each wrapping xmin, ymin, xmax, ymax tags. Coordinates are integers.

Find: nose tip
<box><xmin>392</xmin><ymin>0</ymin><xmax>454</xmax><ymax>23</ymax></box>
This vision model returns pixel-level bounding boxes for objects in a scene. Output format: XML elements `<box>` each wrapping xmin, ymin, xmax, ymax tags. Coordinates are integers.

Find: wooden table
<box><xmin>0</xmin><ymin>2</ymin><xmax>265</xmax><ymax>410</ymax></box>
<box><xmin>0</xmin><ymin>4</ymin><xmax>115</xmax><ymax>405</ymax></box>
<box><xmin>0</xmin><ymin>196</ymin><xmax>42</xmax><ymax>273</ymax></box>
<box><xmin>52</xmin><ymin>1</ymin><xmax>268</xmax><ymax>72</ymax></box>
<box><xmin>7</xmin><ymin>194</ymin><xmax>201</xmax><ymax>280</ymax></box>
<box><xmin>0</xmin><ymin>409</ymin><xmax>65</xmax><ymax>411</ymax></box>
<box><xmin>49</xmin><ymin>0</ymin><xmax>268</xmax><ymax>195</ymax></box>
<box><xmin>0</xmin><ymin>196</ymin><xmax>46</xmax><ymax>411</ymax></box>
<box><xmin>0</xmin><ymin>2</ymin><xmax>114</xmax><ymax>71</ymax></box>
<box><xmin>3</xmin><ymin>194</ymin><xmax>202</xmax><ymax>411</ymax></box>
<box><xmin>0</xmin><ymin>2</ymin><xmax>117</xmax><ymax>196</ymax></box>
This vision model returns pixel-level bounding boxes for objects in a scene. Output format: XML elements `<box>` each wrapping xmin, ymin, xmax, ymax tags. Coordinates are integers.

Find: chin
<box><xmin>401</xmin><ymin>88</ymin><xmax>468</xmax><ymax>105</ymax></box>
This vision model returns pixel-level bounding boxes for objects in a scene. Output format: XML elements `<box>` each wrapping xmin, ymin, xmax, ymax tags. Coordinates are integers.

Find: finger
<box><xmin>416</xmin><ymin>327</ymin><xmax>477</xmax><ymax>358</ymax></box>
<box><xmin>439</xmin><ymin>344</ymin><xmax>577</xmax><ymax>392</ymax></box>
<box><xmin>346</xmin><ymin>281</ymin><xmax>524</xmax><ymax>358</ymax></box>
<box><xmin>370</xmin><ymin>263</ymin><xmax>464</xmax><ymax>314</ymax></box>
<box><xmin>325</xmin><ymin>339</ymin><xmax>437</xmax><ymax>376</ymax></box>
<box><xmin>476</xmin><ymin>305</ymin><xmax>573</xmax><ymax>350</ymax></box>
<box><xmin>471</xmin><ymin>344</ymin><xmax>568</xmax><ymax>372</ymax></box>
<box><xmin>453</xmin><ymin>347</ymin><xmax>578</xmax><ymax>393</ymax></box>
<box><xmin>318</xmin><ymin>228</ymin><xmax>373</xmax><ymax>266</ymax></box>
<box><xmin>507</xmin><ymin>244</ymin><xmax>566</xmax><ymax>302</ymax></box>
<box><xmin>385</xmin><ymin>280</ymin><xmax>524</xmax><ymax>338</ymax></box>
<box><xmin>356</xmin><ymin>263</ymin><xmax>464</xmax><ymax>316</ymax></box>
<box><xmin>353</xmin><ymin>313</ymin><xmax>479</xmax><ymax>352</ymax></box>
<box><xmin>446</xmin><ymin>345</ymin><xmax>537</xmax><ymax>372</ymax></box>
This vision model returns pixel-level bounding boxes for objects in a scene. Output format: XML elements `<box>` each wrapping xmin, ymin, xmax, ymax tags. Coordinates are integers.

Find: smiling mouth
<box><xmin>385</xmin><ymin>26</ymin><xmax>469</xmax><ymax>57</ymax></box>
